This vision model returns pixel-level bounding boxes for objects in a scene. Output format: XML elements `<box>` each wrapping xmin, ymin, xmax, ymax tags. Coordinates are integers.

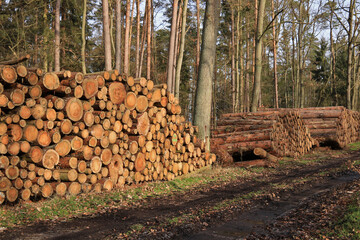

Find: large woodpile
<box><xmin>0</xmin><ymin>64</ymin><xmax>215</xmax><ymax>204</ymax></box>
<box><xmin>211</xmin><ymin>110</ymin><xmax>316</xmax><ymax>158</ymax></box>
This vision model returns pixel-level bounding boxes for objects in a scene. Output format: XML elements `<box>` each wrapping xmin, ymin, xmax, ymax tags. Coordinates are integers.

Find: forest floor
<box><xmin>1</xmin><ymin>144</ymin><xmax>360</xmax><ymax>240</ymax></box>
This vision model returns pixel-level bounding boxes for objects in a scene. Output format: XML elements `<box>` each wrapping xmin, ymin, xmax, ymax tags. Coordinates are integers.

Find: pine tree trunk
<box><xmin>102</xmin><ymin>0</ymin><xmax>112</xmax><ymax>71</ymax></box>
<box><xmin>54</xmin><ymin>0</ymin><xmax>61</xmax><ymax>72</ymax></box>
<box><xmin>175</xmin><ymin>0</ymin><xmax>189</xmax><ymax>99</ymax></box>
<box><xmin>115</xmin><ymin>0</ymin><xmax>122</xmax><ymax>71</ymax></box>
<box><xmin>124</xmin><ymin>0</ymin><xmax>131</xmax><ymax>75</ymax></box>
<box><xmin>146</xmin><ymin>0</ymin><xmax>152</xmax><ymax>80</ymax></box>
<box><xmin>272</xmin><ymin>0</ymin><xmax>279</xmax><ymax>108</ymax></box>
<box><xmin>194</xmin><ymin>0</ymin><xmax>221</xmax><ymax>151</ymax></box>
<box><xmin>81</xmin><ymin>0</ymin><xmax>87</xmax><ymax>74</ymax></box>
<box><xmin>231</xmin><ymin>9</ymin><xmax>236</xmax><ymax>113</ymax></box>
<box><xmin>251</xmin><ymin>0</ymin><xmax>266</xmax><ymax>112</ymax></box>
<box><xmin>135</xmin><ymin>0</ymin><xmax>140</xmax><ymax>77</ymax></box>
<box><xmin>166</xmin><ymin>0</ymin><xmax>179</xmax><ymax>94</ymax></box>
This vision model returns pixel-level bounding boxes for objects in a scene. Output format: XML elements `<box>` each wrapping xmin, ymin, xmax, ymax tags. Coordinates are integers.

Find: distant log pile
<box><xmin>212</xmin><ymin>106</ymin><xmax>360</xmax><ymax>164</ymax></box>
<box><xmin>0</xmin><ymin>62</ymin><xmax>215</xmax><ymax>204</ymax></box>
<box><xmin>211</xmin><ymin>110</ymin><xmax>316</xmax><ymax>158</ymax></box>
<box><xmin>295</xmin><ymin>107</ymin><xmax>358</xmax><ymax>148</ymax></box>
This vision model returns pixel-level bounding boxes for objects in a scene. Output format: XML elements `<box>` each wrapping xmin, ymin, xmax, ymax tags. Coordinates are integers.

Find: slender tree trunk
<box><xmin>110</xmin><ymin>2</ymin><xmax>115</xmax><ymax>57</ymax></box>
<box><xmin>123</xmin><ymin>0</ymin><xmax>131</xmax><ymax>74</ymax></box>
<box><xmin>167</xmin><ymin>0</ymin><xmax>179</xmax><ymax>94</ymax></box>
<box><xmin>54</xmin><ymin>0</ymin><xmax>61</xmax><ymax>72</ymax></box>
<box><xmin>175</xmin><ymin>0</ymin><xmax>189</xmax><ymax>99</ymax></box>
<box><xmin>330</xmin><ymin>13</ymin><xmax>337</xmax><ymax>106</ymax></box>
<box><xmin>251</xmin><ymin>0</ymin><xmax>266</xmax><ymax>112</ymax></box>
<box><xmin>245</xmin><ymin>31</ymin><xmax>250</xmax><ymax>112</ymax></box>
<box><xmin>43</xmin><ymin>2</ymin><xmax>48</xmax><ymax>72</ymax></box>
<box><xmin>196</xmin><ymin>0</ymin><xmax>201</xmax><ymax>78</ymax></box>
<box><xmin>231</xmin><ymin>9</ymin><xmax>236</xmax><ymax>113</ymax></box>
<box><xmin>238</xmin><ymin>8</ymin><xmax>244</xmax><ymax>112</ymax></box>
<box><xmin>347</xmin><ymin>0</ymin><xmax>355</xmax><ymax>109</ymax></box>
<box><xmin>194</xmin><ymin>0</ymin><xmax>221</xmax><ymax>151</ymax></box>
<box><xmin>102</xmin><ymin>0</ymin><xmax>112</xmax><ymax>71</ymax></box>
<box><xmin>135</xmin><ymin>0</ymin><xmax>141</xmax><ymax>77</ymax></box>
<box><xmin>272</xmin><ymin>0</ymin><xmax>279</xmax><ymax>108</ymax></box>
<box><xmin>146</xmin><ymin>0</ymin><xmax>152</xmax><ymax>80</ymax></box>
<box><xmin>115</xmin><ymin>0</ymin><xmax>122</xmax><ymax>71</ymax></box>
<box><xmin>81</xmin><ymin>0</ymin><xmax>87</xmax><ymax>74</ymax></box>
<box><xmin>139</xmin><ymin>10</ymin><xmax>147</xmax><ymax>77</ymax></box>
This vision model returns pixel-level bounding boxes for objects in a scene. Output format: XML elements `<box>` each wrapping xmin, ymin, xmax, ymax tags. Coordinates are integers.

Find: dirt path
<box><xmin>1</xmin><ymin>149</ymin><xmax>360</xmax><ymax>240</ymax></box>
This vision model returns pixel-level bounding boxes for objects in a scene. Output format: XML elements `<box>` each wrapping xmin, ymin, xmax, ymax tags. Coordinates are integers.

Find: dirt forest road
<box><xmin>1</xmin><ymin>147</ymin><xmax>360</xmax><ymax>240</ymax></box>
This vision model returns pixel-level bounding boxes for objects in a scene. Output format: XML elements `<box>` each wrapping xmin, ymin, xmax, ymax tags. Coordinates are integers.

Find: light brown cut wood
<box><xmin>20</xmin><ymin>188</ymin><xmax>31</xmax><ymax>201</ymax></box>
<box><xmin>59</xmin><ymin>169</ymin><xmax>78</xmax><ymax>181</ymax></box>
<box><xmin>60</xmin><ymin>119</ymin><xmax>73</xmax><ymax>134</ymax></box>
<box><xmin>31</xmin><ymin>104</ymin><xmax>46</xmax><ymax>120</ymax></box>
<box><xmin>68</xmin><ymin>182</ymin><xmax>81</xmax><ymax>196</ymax></box>
<box><xmin>100</xmin><ymin>148</ymin><xmax>113</xmax><ymax>165</ymax></box>
<box><xmin>6</xmin><ymin>166</ymin><xmax>19</xmax><ymax>180</ymax></box>
<box><xmin>42</xmin><ymin>72</ymin><xmax>60</xmax><ymax>90</ymax></box>
<box><xmin>55</xmin><ymin>140</ymin><xmax>71</xmax><ymax>157</ymax></box>
<box><xmin>55</xmin><ymin>182</ymin><xmax>67</xmax><ymax>196</ymax></box>
<box><xmin>1</xmin><ymin>65</ymin><xmax>17</xmax><ymax>83</ymax></box>
<box><xmin>42</xmin><ymin>149</ymin><xmax>59</xmax><ymax>169</ymax></box>
<box><xmin>41</xmin><ymin>183</ymin><xmax>53</xmax><ymax>198</ymax></box>
<box><xmin>109</xmin><ymin>82</ymin><xmax>126</xmax><ymax>104</ymax></box>
<box><xmin>82</xmin><ymin>77</ymin><xmax>98</xmax><ymax>99</ymax></box>
<box><xmin>37</xmin><ymin>130</ymin><xmax>51</xmax><ymax>147</ymax></box>
<box><xmin>0</xmin><ymin>177</ymin><xmax>11</xmax><ymax>191</ymax></box>
<box><xmin>6</xmin><ymin>187</ymin><xmax>18</xmax><ymax>202</ymax></box>
<box><xmin>125</xmin><ymin>92</ymin><xmax>137</xmax><ymax>109</ymax></box>
<box><xmin>90</xmin><ymin>156</ymin><xmax>102</xmax><ymax>173</ymax></box>
<box><xmin>26</xmin><ymin>71</ymin><xmax>39</xmax><ymax>85</ymax></box>
<box><xmin>65</xmin><ymin>98</ymin><xmax>83</xmax><ymax>121</ymax></box>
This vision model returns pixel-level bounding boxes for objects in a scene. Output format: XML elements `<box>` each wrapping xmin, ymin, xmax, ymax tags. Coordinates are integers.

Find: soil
<box><xmin>1</xmin><ymin>147</ymin><xmax>360</xmax><ymax>240</ymax></box>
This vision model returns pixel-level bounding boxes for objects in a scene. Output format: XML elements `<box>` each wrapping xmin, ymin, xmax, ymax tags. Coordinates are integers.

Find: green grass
<box><xmin>0</xmin><ymin>166</ymin><xmax>253</xmax><ymax>228</ymax></box>
<box><xmin>323</xmin><ymin>194</ymin><xmax>360</xmax><ymax>240</ymax></box>
<box><xmin>348</xmin><ymin>142</ymin><xmax>360</xmax><ymax>151</ymax></box>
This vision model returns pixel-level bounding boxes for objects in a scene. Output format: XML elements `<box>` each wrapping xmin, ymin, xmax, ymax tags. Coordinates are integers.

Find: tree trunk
<box><xmin>146</xmin><ymin>0</ymin><xmax>152</xmax><ymax>80</ymax></box>
<box><xmin>231</xmin><ymin>9</ymin><xmax>236</xmax><ymax>113</ymax></box>
<box><xmin>194</xmin><ymin>0</ymin><xmax>221</xmax><ymax>151</ymax></box>
<box><xmin>196</xmin><ymin>0</ymin><xmax>201</xmax><ymax>79</ymax></box>
<box><xmin>251</xmin><ymin>0</ymin><xmax>266</xmax><ymax>112</ymax></box>
<box><xmin>135</xmin><ymin>0</ymin><xmax>140</xmax><ymax>77</ymax></box>
<box><xmin>175</xmin><ymin>0</ymin><xmax>189</xmax><ymax>99</ymax></box>
<box><xmin>347</xmin><ymin>0</ymin><xmax>355</xmax><ymax>109</ymax></box>
<box><xmin>124</xmin><ymin>0</ymin><xmax>131</xmax><ymax>75</ymax></box>
<box><xmin>102</xmin><ymin>0</ymin><xmax>112</xmax><ymax>71</ymax></box>
<box><xmin>81</xmin><ymin>0</ymin><xmax>87</xmax><ymax>74</ymax></box>
<box><xmin>54</xmin><ymin>0</ymin><xmax>61</xmax><ymax>72</ymax></box>
<box><xmin>115</xmin><ymin>0</ymin><xmax>122</xmax><ymax>72</ymax></box>
<box><xmin>330</xmin><ymin>12</ymin><xmax>337</xmax><ymax>106</ymax></box>
<box><xmin>166</xmin><ymin>0</ymin><xmax>179</xmax><ymax>94</ymax></box>
<box><xmin>272</xmin><ymin>0</ymin><xmax>279</xmax><ymax>108</ymax></box>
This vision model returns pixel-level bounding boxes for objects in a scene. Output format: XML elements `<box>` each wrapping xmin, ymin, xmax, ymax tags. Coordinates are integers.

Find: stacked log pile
<box><xmin>295</xmin><ymin>107</ymin><xmax>358</xmax><ymax>148</ymax></box>
<box><xmin>0</xmin><ymin>64</ymin><xmax>215</xmax><ymax>204</ymax></box>
<box><xmin>211</xmin><ymin>110</ymin><xmax>315</xmax><ymax>158</ymax></box>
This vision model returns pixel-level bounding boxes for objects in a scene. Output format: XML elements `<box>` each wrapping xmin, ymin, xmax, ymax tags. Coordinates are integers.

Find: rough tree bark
<box><xmin>54</xmin><ymin>0</ymin><xmax>61</xmax><ymax>72</ymax></box>
<box><xmin>194</xmin><ymin>0</ymin><xmax>221</xmax><ymax>151</ymax></box>
<box><xmin>115</xmin><ymin>0</ymin><xmax>122</xmax><ymax>72</ymax></box>
<box><xmin>135</xmin><ymin>0</ymin><xmax>140</xmax><ymax>77</ymax></box>
<box><xmin>175</xmin><ymin>0</ymin><xmax>189</xmax><ymax>99</ymax></box>
<box><xmin>166</xmin><ymin>0</ymin><xmax>179</xmax><ymax>94</ymax></box>
<box><xmin>81</xmin><ymin>0</ymin><xmax>87</xmax><ymax>74</ymax></box>
<box><xmin>272</xmin><ymin>0</ymin><xmax>279</xmax><ymax>108</ymax></box>
<box><xmin>124</xmin><ymin>0</ymin><xmax>131</xmax><ymax>75</ymax></box>
<box><xmin>251</xmin><ymin>0</ymin><xmax>266</xmax><ymax>112</ymax></box>
<box><xmin>102</xmin><ymin>0</ymin><xmax>112</xmax><ymax>71</ymax></box>
<box><xmin>146</xmin><ymin>0</ymin><xmax>152</xmax><ymax>80</ymax></box>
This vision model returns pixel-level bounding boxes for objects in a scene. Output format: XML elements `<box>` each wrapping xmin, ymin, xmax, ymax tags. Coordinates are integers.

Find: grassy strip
<box><xmin>322</xmin><ymin>193</ymin><xmax>360</xmax><ymax>240</ymax></box>
<box><xmin>0</xmin><ymin>166</ymin><xmax>253</xmax><ymax>228</ymax></box>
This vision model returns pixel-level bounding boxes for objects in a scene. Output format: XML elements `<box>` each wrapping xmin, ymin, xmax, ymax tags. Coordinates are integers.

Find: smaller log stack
<box><xmin>295</xmin><ymin>107</ymin><xmax>358</xmax><ymax>148</ymax></box>
<box><xmin>211</xmin><ymin>110</ymin><xmax>315</xmax><ymax>158</ymax></box>
<box><xmin>0</xmin><ymin>61</ymin><xmax>216</xmax><ymax>205</ymax></box>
